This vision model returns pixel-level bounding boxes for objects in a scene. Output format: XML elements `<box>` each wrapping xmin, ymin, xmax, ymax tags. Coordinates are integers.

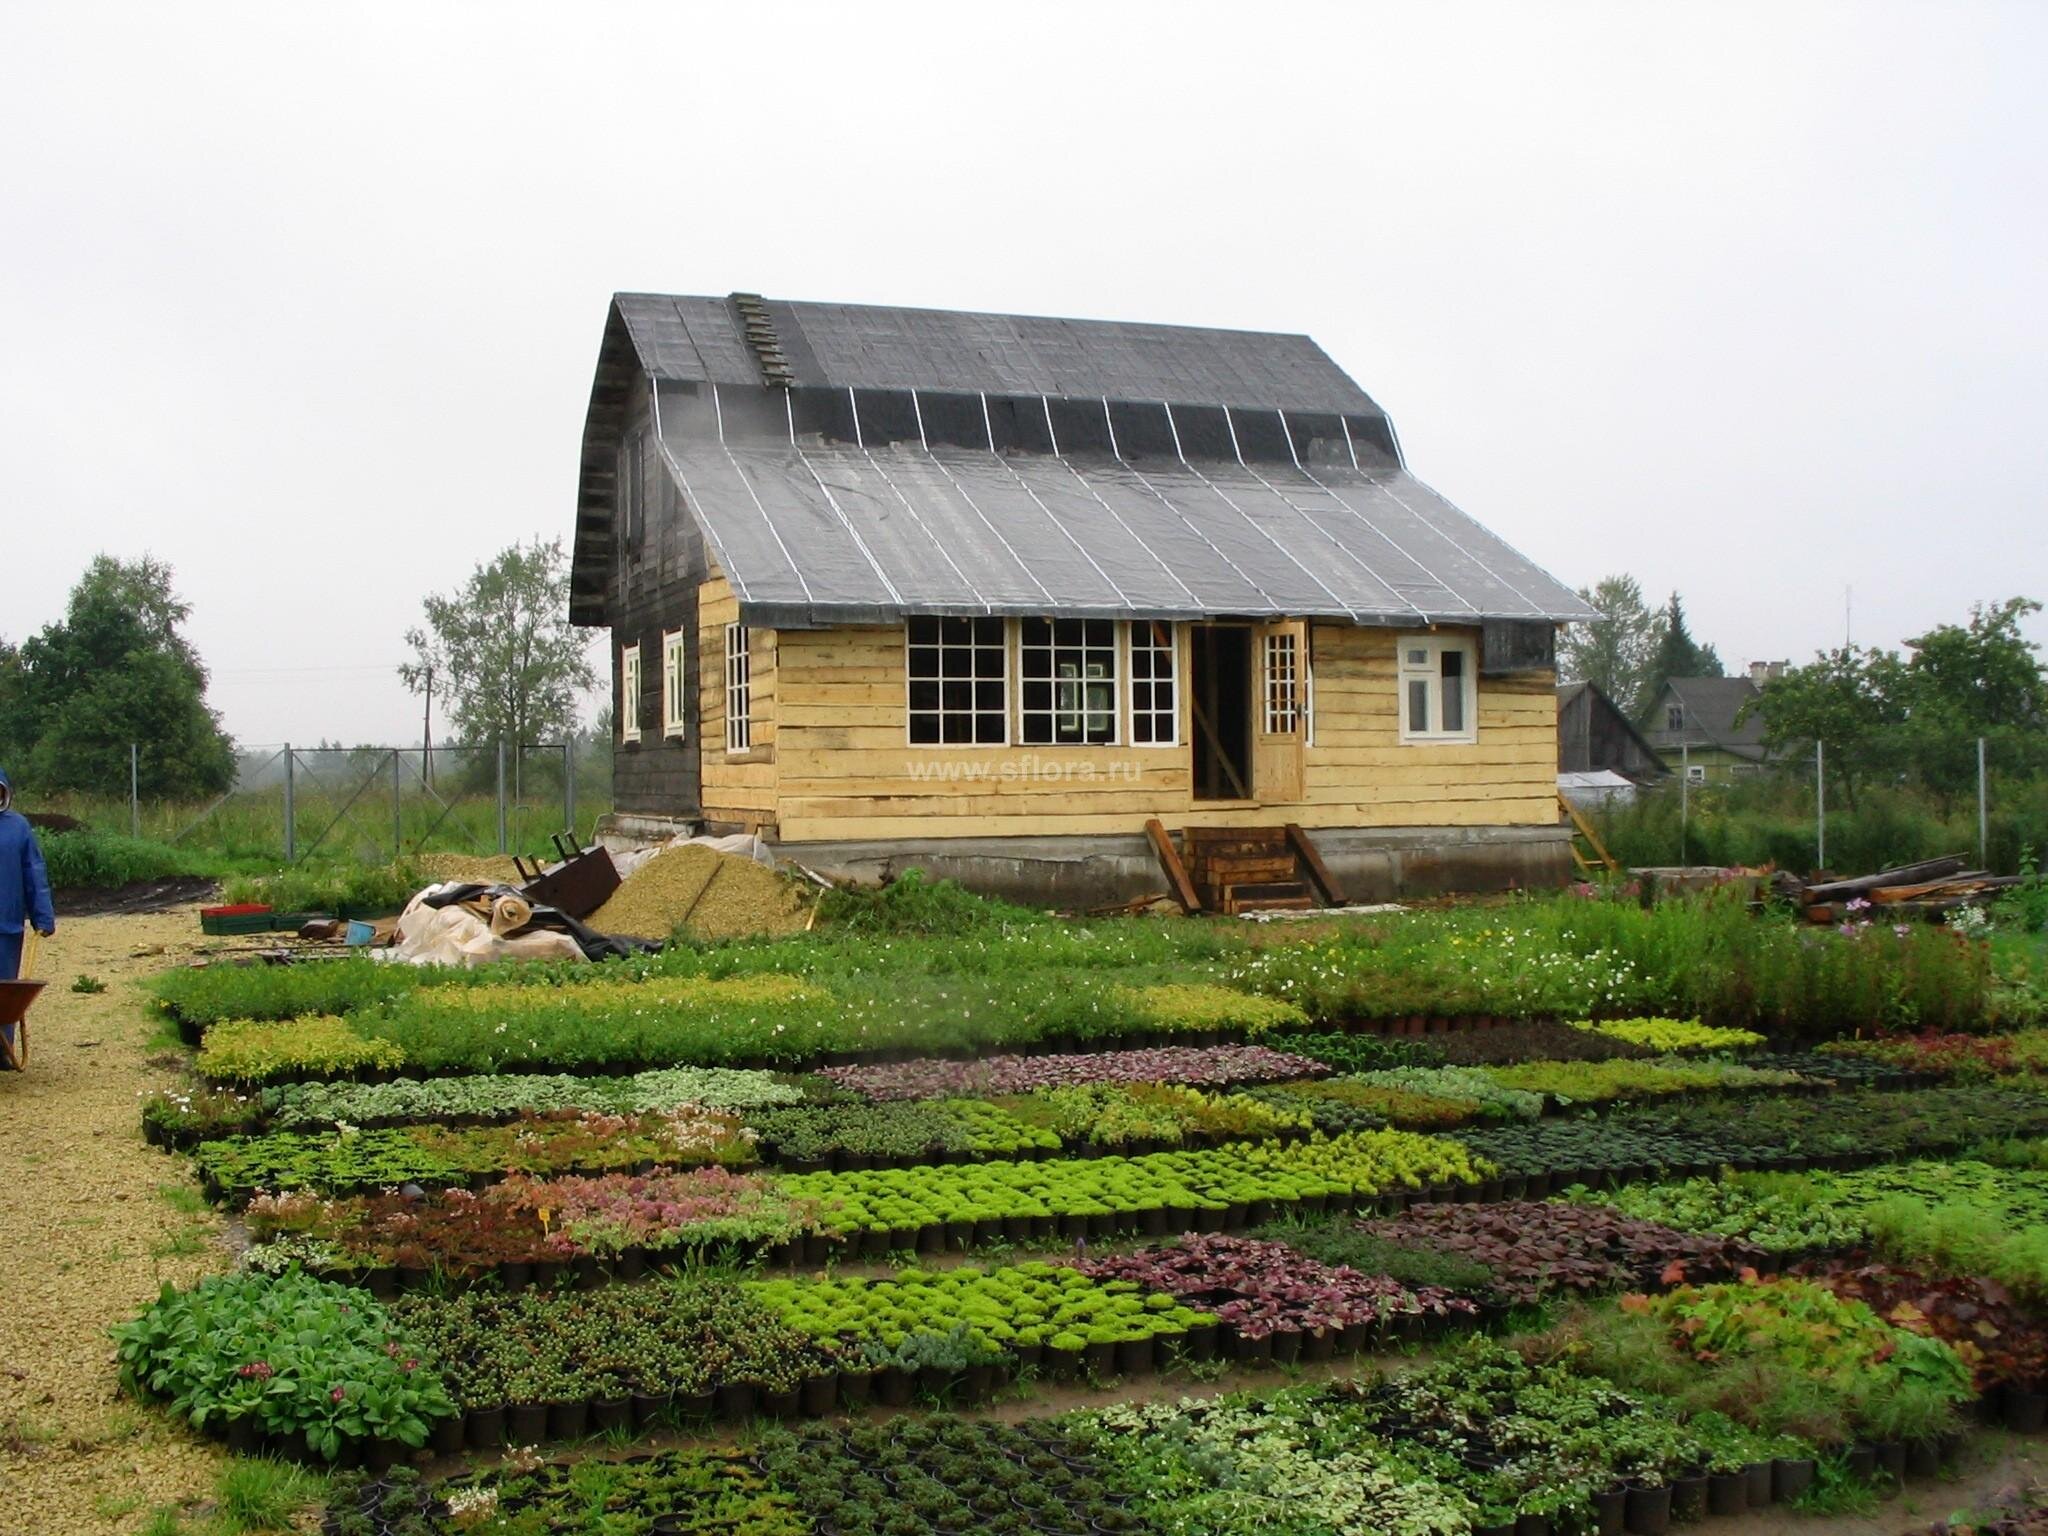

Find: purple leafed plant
<box><xmin>1066</xmin><ymin>1234</ymin><xmax>1476</xmax><ymax>1339</ymax></box>
<box><xmin>821</xmin><ymin>1045</ymin><xmax>1329</xmax><ymax>1102</ymax></box>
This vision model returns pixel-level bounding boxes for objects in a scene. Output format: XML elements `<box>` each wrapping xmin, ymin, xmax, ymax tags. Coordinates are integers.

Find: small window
<box><xmin>907</xmin><ymin>616</ymin><xmax>1007</xmax><ymax>745</ymax></box>
<box><xmin>1397</xmin><ymin>634</ymin><xmax>1478</xmax><ymax>743</ymax></box>
<box><xmin>1130</xmin><ymin>621</ymin><xmax>1178</xmax><ymax>746</ymax></box>
<box><xmin>1686</xmin><ymin>764</ymin><xmax>1707</xmax><ymax>785</ymax></box>
<box><xmin>1667</xmin><ymin>704</ymin><xmax>1684</xmax><ymax>731</ymax></box>
<box><xmin>1262</xmin><ymin>631</ymin><xmax>1300</xmax><ymax>733</ymax></box>
<box><xmin>661</xmin><ymin>631</ymin><xmax>687</xmax><ymax>739</ymax></box>
<box><xmin>724</xmin><ymin>623</ymin><xmax>751</xmax><ymax>753</ymax></box>
<box><xmin>620</xmin><ymin>643</ymin><xmax>642</xmax><ymax>744</ymax></box>
<box><xmin>1020</xmin><ymin>618</ymin><xmax>1117</xmax><ymax>745</ymax></box>
<box><xmin>619</xmin><ymin>430</ymin><xmax>646</xmax><ymax>550</ymax></box>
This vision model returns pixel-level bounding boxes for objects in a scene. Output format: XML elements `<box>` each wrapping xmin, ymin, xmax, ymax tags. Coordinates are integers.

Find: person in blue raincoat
<box><xmin>0</xmin><ymin>768</ymin><xmax>57</xmax><ymax>980</ymax></box>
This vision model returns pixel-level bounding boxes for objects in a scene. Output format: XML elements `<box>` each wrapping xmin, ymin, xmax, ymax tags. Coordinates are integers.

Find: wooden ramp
<box><xmin>1557</xmin><ymin>791</ymin><xmax>1621</xmax><ymax>876</ymax></box>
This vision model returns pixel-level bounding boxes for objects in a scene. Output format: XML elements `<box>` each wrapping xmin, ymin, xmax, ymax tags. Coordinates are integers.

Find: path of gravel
<box><xmin>0</xmin><ymin>908</ymin><xmax>232</xmax><ymax>1535</ymax></box>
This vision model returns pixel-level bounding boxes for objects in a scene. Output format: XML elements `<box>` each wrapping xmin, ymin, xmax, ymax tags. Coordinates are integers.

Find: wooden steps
<box><xmin>1182</xmin><ymin>826</ymin><xmax>1328</xmax><ymax>914</ymax></box>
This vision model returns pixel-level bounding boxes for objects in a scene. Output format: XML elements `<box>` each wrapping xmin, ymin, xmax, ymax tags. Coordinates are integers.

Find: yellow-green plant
<box><xmin>1571</xmin><ymin>1017</ymin><xmax>1765</xmax><ymax>1053</ymax></box>
<box><xmin>197</xmin><ymin>1017</ymin><xmax>406</xmax><ymax>1083</ymax></box>
<box><xmin>1116</xmin><ymin>981</ymin><xmax>1308</xmax><ymax>1035</ymax></box>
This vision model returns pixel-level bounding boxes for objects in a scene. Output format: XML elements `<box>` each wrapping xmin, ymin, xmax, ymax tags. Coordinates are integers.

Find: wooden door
<box><xmin>1253</xmin><ymin>621</ymin><xmax>1306</xmax><ymax>803</ymax></box>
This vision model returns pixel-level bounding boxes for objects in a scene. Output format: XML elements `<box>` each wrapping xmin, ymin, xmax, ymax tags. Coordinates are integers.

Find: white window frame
<box><xmin>661</xmin><ymin>630</ymin><xmax>688</xmax><ymax>740</ymax></box>
<box><xmin>1128</xmin><ymin>620</ymin><xmax>1179</xmax><ymax>747</ymax></box>
<box><xmin>1261</xmin><ymin>631</ymin><xmax>1301</xmax><ymax>734</ymax></box>
<box><xmin>724</xmin><ymin>623</ymin><xmax>751</xmax><ymax>754</ymax></box>
<box><xmin>1018</xmin><ymin>617</ymin><xmax>1120</xmax><ymax>746</ymax></box>
<box><xmin>1397</xmin><ymin>633</ymin><xmax>1479</xmax><ymax>744</ymax></box>
<box><xmin>619</xmin><ymin>642</ymin><xmax>642</xmax><ymax>744</ymax></box>
<box><xmin>1686</xmin><ymin>764</ymin><xmax>1707</xmax><ymax>785</ymax></box>
<box><xmin>904</xmin><ymin>616</ymin><xmax>1009</xmax><ymax>747</ymax></box>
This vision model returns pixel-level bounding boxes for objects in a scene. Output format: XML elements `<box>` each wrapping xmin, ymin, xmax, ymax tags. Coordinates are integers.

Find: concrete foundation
<box><xmin>764</xmin><ymin>824</ymin><xmax>1575</xmax><ymax>909</ymax></box>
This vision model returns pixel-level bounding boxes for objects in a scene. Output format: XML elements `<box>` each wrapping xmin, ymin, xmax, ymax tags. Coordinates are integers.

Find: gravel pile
<box><xmin>588</xmin><ymin>845</ymin><xmax>809</xmax><ymax>942</ymax></box>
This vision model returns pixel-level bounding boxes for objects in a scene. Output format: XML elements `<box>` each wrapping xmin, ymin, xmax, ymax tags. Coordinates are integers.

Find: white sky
<box><xmin>4</xmin><ymin>1</ymin><xmax>2043</xmax><ymax>747</ymax></box>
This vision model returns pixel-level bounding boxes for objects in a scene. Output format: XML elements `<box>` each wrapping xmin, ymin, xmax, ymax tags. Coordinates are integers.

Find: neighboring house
<box><xmin>1556</xmin><ymin>681</ymin><xmax>1668</xmax><ymax>783</ymax></box>
<box><xmin>1640</xmin><ymin>676</ymin><xmax>1771</xmax><ymax>783</ymax></box>
<box><xmin>570</xmin><ymin>292</ymin><xmax>1596</xmax><ymax>904</ymax></box>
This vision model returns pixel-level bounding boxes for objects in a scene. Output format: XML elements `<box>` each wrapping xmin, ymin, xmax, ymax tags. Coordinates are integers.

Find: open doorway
<box><xmin>1189</xmin><ymin>625</ymin><xmax>1253</xmax><ymax>800</ymax></box>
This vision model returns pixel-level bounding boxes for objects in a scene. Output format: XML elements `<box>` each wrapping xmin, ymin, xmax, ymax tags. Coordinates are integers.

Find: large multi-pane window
<box><xmin>906</xmin><ymin>616</ymin><xmax>1006</xmax><ymax>745</ymax></box>
<box><xmin>1020</xmin><ymin>618</ymin><xmax>1117</xmax><ymax>745</ymax></box>
<box><xmin>1130</xmin><ymin>621</ymin><xmax>1178</xmax><ymax>745</ymax></box>
<box><xmin>724</xmin><ymin>623</ymin><xmax>751</xmax><ymax>753</ymax></box>
<box><xmin>1262</xmin><ymin>631</ymin><xmax>1300</xmax><ymax>733</ymax></box>
<box><xmin>1398</xmin><ymin>634</ymin><xmax>1477</xmax><ymax>743</ymax></box>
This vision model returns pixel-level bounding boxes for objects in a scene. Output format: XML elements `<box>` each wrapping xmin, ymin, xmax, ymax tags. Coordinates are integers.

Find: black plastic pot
<box><xmin>1474</xmin><ymin>1523</ymin><xmax>1514</xmax><ymax>1536</ymax></box>
<box><xmin>1269</xmin><ymin>1330</ymin><xmax>1303</xmax><ymax>1366</ymax></box>
<box><xmin>760</xmin><ymin>1387</ymin><xmax>799</xmax><ymax>1419</ymax></box>
<box><xmin>1706</xmin><ymin>1473</ymin><xmax>1746</xmax><ymax>1516</ymax></box>
<box><xmin>1843</xmin><ymin>1445</ymin><xmax>1878</xmax><ymax>1484</ymax></box>
<box><xmin>591</xmin><ymin>1396</ymin><xmax>632</xmax><ymax>1434</ymax></box>
<box><xmin>1771</xmin><ymin>1457</ymin><xmax>1816</xmax><ymax>1503</ymax></box>
<box><xmin>1514</xmin><ymin>1514</ymin><xmax>1550</xmax><ymax>1536</ymax></box>
<box><xmin>839</xmin><ymin>1369</ymin><xmax>873</xmax><ymax>1407</ymax></box>
<box><xmin>800</xmin><ymin>1374</ymin><xmax>838</xmax><ymax>1417</ymax></box>
<box><xmin>1623</xmin><ymin>1482</ymin><xmax>1671</xmax><ymax>1535</ymax></box>
<box><xmin>1082</xmin><ymin>1342</ymin><xmax>1116</xmax><ymax>1378</ymax></box>
<box><xmin>1876</xmin><ymin>1440</ymin><xmax>1906</xmax><ymax>1487</ymax></box>
<box><xmin>713</xmin><ymin>1382</ymin><xmax>757</xmax><ymax>1420</ymax></box>
<box><xmin>2006</xmin><ymin>1389</ymin><xmax>2048</xmax><ymax>1434</ymax></box>
<box><xmin>508</xmin><ymin>1404</ymin><xmax>549</xmax><ymax>1443</ymax></box>
<box><xmin>1904</xmin><ymin>1438</ymin><xmax>1942</xmax><ymax>1479</ymax></box>
<box><xmin>548</xmin><ymin>1400</ymin><xmax>588</xmax><ymax>1439</ymax></box>
<box><xmin>466</xmin><ymin>1406</ymin><xmax>506</xmax><ymax>1449</ymax></box>
<box><xmin>1591</xmin><ymin>1486</ymin><xmax>1626</xmax><ymax>1536</ymax></box>
<box><xmin>1668</xmin><ymin>1473</ymin><xmax>1706</xmax><ymax>1524</ymax></box>
<box><xmin>430</xmin><ymin>1414</ymin><xmax>465</xmax><ymax>1454</ymax></box>
<box><xmin>1741</xmin><ymin>1462</ymin><xmax>1772</xmax><ymax>1507</ymax></box>
<box><xmin>874</xmin><ymin>1365</ymin><xmax>915</xmax><ymax>1406</ymax></box>
<box><xmin>1182</xmin><ymin>1323</ymin><xmax>1220</xmax><ymax>1362</ymax></box>
<box><xmin>1113</xmin><ymin>1338</ymin><xmax>1153</xmax><ymax>1376</ymax></box>
<box><xmin>1301</xmin><ymin>1327</ymin><xmax>1336</xmax><ymax>1363</ymax></box>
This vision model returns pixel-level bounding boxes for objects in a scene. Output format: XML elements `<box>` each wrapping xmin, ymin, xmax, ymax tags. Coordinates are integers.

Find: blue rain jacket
<box><xmin>0</xmin><ymin>769</ymin><xmax>56</xmax><ymax>936</ymax></box>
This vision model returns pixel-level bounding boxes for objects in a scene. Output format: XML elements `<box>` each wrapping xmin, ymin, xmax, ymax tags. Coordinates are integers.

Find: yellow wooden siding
<box><xmin>767</xmin><ymin>621</ymin><xmax>1558</xmax><ymax>842</ymax></box>
<box><xmin>697</xmin><ymin>568</ymin><xmax>778</xmax><ymax>826</ymax></box>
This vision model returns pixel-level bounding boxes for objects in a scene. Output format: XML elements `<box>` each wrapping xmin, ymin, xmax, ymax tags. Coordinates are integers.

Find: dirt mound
<box><xmin>587</xmin><ymin>844</ymin><xmax>811</xmax><ymax>942</ymax></box>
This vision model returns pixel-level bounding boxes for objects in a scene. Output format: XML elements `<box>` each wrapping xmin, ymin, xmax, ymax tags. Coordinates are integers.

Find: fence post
<box><xmin>1679</xmin><ymin>743</ymin><xmax>1689</xmax><ymax>864</ymax></box>
<box><xmin>392</xmin><ymin>749</ymin><xmax>404</xmax><ymax>861</ymax></box>
<box><xmin>496</xmin><ymin>739</ymin><xmax>508</xmax><ymax>855</ymax></box>
<box><xmin>1815</xmin><ymin>741</ymin><xmax>1825</xmax><ymax>872</ymax></box>
<box><xmin>563</xmin><ymin>740</ymin><xmax>575</xmax><ymax>844</ymax></box>
<box><xmin>283</xmin><ymin>744</ymin><xmax>296</xmax><ymax>863</ymax></box>
<box><xmin>1978</xmin><ymin>736</ymin><xmax>1989</xmax><ymax>866</ymax></box>
<box><xmin>130</xmin><ymin>743</ymin><xmax>140</xmax><ymax>838</ymax></box>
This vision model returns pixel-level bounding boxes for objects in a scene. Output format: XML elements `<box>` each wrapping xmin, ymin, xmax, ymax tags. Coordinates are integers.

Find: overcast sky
<box><xmin>4</xmin><ymin>1</ymin><xmax>2043</xmax><ymax>748</ymax></box>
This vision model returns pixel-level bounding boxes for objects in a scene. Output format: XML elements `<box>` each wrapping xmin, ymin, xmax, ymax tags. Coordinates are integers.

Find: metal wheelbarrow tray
<box><xmin>0</xmin><ymin>978</ymin><xmax>43</xmax><ymax>1070</ymax></box>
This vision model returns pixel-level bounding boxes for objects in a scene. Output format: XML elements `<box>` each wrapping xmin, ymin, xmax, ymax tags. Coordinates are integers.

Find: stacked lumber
<box><xmin>1776</xmin><ymin>855</ymin><xmax>2023</xmax><ymax>924</ymax></box>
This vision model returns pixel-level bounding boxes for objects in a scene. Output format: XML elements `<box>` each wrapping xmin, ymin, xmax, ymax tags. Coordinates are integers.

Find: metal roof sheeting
<box><xmin>656</xmin><ymin>422</ymin><xmax>1594</xmax><ymax>629</ymax></box>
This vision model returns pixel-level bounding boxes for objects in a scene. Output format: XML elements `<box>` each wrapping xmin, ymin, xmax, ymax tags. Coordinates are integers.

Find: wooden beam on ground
<box><xmin>1145</xmin><ymin>818</ymin><xmax>1202</xmax><ymax>914</ymax></box>
<box><xmin>1285</xmin><ymin>823</ymin><xmax>1345</xmax><ymax>906</ymax></box>
<box><xmin>1803</xmin><ymin>856</ymin><xmax>1969</xmax><ymax>902</ymax></box>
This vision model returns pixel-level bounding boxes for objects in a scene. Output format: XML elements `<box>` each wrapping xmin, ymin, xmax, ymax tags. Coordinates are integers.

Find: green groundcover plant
<box><xmin>111</xmin><ymin>1269</ymin><xmax>455</xmax><ymax>1459</ymax></box>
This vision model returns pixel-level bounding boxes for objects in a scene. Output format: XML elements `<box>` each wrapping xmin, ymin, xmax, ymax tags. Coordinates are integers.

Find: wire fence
<box><xmin>1582</xmin><ymin>731</ymin><xmax>2048</xmax><ymax>875</ymax></box>
<box><xmin>115</xmin><ymin>742</ymin><xmax>608</xmax><ymax>866</ymax></box>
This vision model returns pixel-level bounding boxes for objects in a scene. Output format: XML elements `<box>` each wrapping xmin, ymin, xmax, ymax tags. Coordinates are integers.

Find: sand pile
<box><xmin>588</xmin><ymin>844</ymin><xmax>811</xmax><ymax>942</ymax></box>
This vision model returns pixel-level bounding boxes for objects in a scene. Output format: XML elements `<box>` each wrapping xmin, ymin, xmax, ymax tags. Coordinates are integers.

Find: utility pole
<box><xmin>421</xmin><ymin>664</ymin><xmax>434</xmax><ymax>789</ymax></box>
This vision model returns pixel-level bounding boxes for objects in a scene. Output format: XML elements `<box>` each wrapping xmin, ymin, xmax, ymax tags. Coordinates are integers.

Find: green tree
<box><xmin>0</xmin><ymin>556</ymin><xmax>235</xmax><ymax>797</ymax></box>
<box><xmin>1893</xmin><ymin>597</ymin><xmax>2045</xmax><ymax>803</ymax></box>
<box><xmin>1750</xmin><ymin>644</ymin><xmax>1906</xmax><ymax>811</ymax></box>
<box><xmin>1559</xmin><ymin>574</ymin><xmax>1660</xmax><ymax>717</ymax></box>
<box><xmin>399</xmin><ymin>538</ymin><xmax>594</xmax><ymax>752</ymax></box>
<box><xmin>1638</xmin><ymin>592</ymin><xmax>1723</xmax><ymax>721</ymax></box>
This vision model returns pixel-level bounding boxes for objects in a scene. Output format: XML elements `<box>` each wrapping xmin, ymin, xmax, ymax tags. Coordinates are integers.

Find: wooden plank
<box><xmin>1285</xmin><ymin>823</ymin><xmax>1345</xmax><ymax>905</ymax></box>
<box><xmin>1804</xmin><ymin>856</ymin><xmax>1970</xmax><ymax>902</ymax></box>
<box><xmin>1146</xmin><ymin>818</ymin><xmax>1201</xmax><ymax>913</ymax></box>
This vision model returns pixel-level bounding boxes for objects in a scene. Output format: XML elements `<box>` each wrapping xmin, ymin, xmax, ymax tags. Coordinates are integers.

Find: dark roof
<box><xmin>573</xmin><ymin>293</ymin><xmax>1598</xmax><ymax>630</ymax></box>
<box><xmin>612</xmin><ymin>293</ymin><xmax>1382</xmax><ymax>413</ymax></box>
<box><xmin>1648</xmin><ymin>676</ymin><xmax>1768</xmax><ymax>759</ymax></box>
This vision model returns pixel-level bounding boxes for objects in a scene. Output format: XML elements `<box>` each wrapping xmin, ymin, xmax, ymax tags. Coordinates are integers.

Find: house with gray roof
<box><xmin>570</xmin><ymin>292</ymin><xmax>1595</xmax><ymax>905</ymax></box>
<box><xmin>1641</xmin><ymin>676</ymin><xmax>1774</xmax><ymax>783</ymax></box>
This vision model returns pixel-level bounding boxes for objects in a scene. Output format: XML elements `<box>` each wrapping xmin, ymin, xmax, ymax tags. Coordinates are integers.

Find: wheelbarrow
<box><xmin>0</xmin><ymin>931</ymin><xmax>44</xmax><ymax>1071</ymax></box>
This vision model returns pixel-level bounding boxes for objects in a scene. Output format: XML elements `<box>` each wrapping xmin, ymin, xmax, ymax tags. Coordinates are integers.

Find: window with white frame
<box><xmin>724</xmin><ymin>623</ymin><xmax>751</xmax><ymax>753</ymax></box>
<box><xmin>1397</xmin><ymin>634</ymin><xmax>1477</xmax><ymax>743</ymax></box>
<box><xmin>619</xmin><ymin>643</ymin><xmax>642</xmax><ymax>744</ymax></box>
<box><xmin>1262</xmin><ymin>631</ymin><xmax>1300</xmax><ymax>733</ymax></box>
<box><xmin>1129</xmin><ymin>621</ymin><xmax>1178</xmax><ymax>745</ymax></box>
<box><xmin>1019</xmin><ymin>618</ymin><xmax>1117</xmax><ymax>745</ymax></box>
<box><xmin>661</xmin><ymin>631</ymin><xmax>687</xmax><ymax>739</ymax></box>
<box><xmin>1686</xmin><ymin>764</ymin><xmax>1707</xmax><ymax>785</ymax></box>
<box><xmin>906</xmin><ymin>616</ymin><xmax>1006</xmax><ymax>745</ymax></box>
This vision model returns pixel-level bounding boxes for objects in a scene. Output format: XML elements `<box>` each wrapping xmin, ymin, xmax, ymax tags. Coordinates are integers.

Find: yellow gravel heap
<box><xmin>587</xmin><ymin>844</ymin><xmax>811</xmax><ymax>942</ymax></box>
<box><xmin>411</xmin><ymin>852</ymin><xmax>525</xmax><ymax>886</ymax></box>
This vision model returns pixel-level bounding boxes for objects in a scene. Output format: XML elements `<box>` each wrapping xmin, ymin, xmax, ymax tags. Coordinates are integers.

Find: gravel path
<box><xmin>0</xmin><ymin>909</ymin><xmax>231</xmax><ymax>1535</ymax></box>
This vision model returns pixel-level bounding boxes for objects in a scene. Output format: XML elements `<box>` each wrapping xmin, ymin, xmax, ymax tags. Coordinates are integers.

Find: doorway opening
<box><xmin>1189</xmin><ymin>625</ymin><xmax>1253</xmax><ymax>800</ymax></box>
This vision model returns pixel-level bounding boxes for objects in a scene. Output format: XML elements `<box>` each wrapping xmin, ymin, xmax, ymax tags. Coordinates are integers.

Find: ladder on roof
<box><xmin>1557</xmin><ymin>791</ymin><xmax>1622</xmax><ymax>876</ymax></box>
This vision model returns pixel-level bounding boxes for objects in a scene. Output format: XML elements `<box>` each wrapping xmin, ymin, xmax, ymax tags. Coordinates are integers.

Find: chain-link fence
<box><xmin>1585</xmin><ymin>730</ymin><xmax>2048</xmax><ymax>875</ymax></box>
<box><xmin>115</xmin><ymin>742</ymin><xmax>610</xmax><ymax>866</ymax></box>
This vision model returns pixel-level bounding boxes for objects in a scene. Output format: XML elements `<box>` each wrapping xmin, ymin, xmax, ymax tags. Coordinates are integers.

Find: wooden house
<box><xmin>570</xmin><ymin>293</ymin><xmax>1595</xmax><ymax>906</ymax></box>
<box><xmin>1641</xmin><ymin>676</ymin><xmax>1771</xmax><ymax>784</ymax></box>
<box><xmin>1557</xmin><ymin>681</ymin><xmax>1669</xmax><ymax>783</ymax></box>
